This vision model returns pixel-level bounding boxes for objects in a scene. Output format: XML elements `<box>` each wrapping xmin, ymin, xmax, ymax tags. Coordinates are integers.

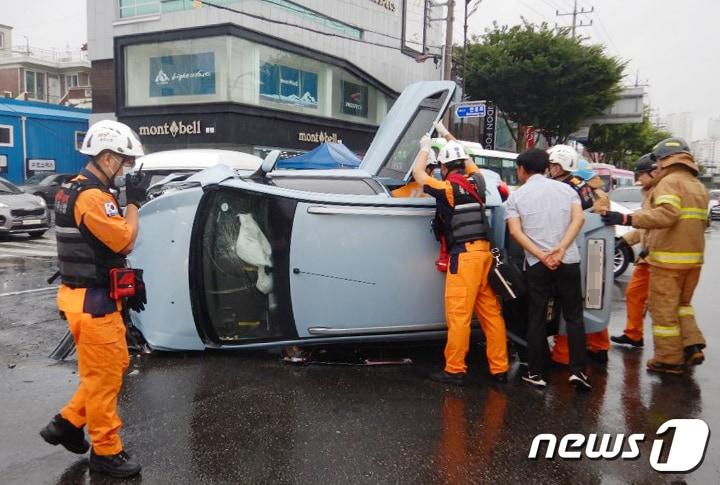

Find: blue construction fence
<box><xmin>0</xmin><ymin>98</ymin><xmax>89</xmax><ymax>184</ymax></box>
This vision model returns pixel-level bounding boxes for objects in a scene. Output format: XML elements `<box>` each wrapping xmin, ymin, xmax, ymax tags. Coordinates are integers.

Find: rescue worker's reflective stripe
<box><xmin>678</xmin><ymin>305</ymin><xmax>695</xmax><ymax>317</ymax></box>
<box><xmin>653</xmin><ymin>325</ymin><xmax>681</xmax><ymax>337</ymax></box>
<box><xmin>648</xmin><ymin>251</ymin><xmax>704</xmax><ymax>265</ymax></box>
<box><xmin>679</xmin><ymin>207</ymin><xmax>708</xmax><ymax>220</ymax></box>
<box><xmin>654</xmin><ymin>194</ymin><xmax>682</xmax><ymax>209</ymax></box>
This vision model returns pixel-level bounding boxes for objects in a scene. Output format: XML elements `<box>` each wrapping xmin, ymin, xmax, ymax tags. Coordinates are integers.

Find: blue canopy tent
<box><xmin>277</xmin><ymin>142</ymin><xmax>362</xmax><ymax>169</ymax></box>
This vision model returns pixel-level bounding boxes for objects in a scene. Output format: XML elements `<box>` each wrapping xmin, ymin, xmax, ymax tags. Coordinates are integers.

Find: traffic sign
<box><xmin>455</xmin><ymin>103</ymin><xmax>486</xmax><ymax>118</ymax></box>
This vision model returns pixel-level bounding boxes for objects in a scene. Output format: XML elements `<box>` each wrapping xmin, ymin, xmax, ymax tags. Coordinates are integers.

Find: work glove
<box><xmin>601</xmin><ymin>211</ymin><xmax>632</xmax><ymax>226</ymax></box>
<box><xmin>616</xmin><ymin>237</ymin><xmax>630</xmax><ymax>252</ymax></box>
<box><xmin>125</xmin><ymin>171</ymin><xmax>153</xmax><ymax>208</ymax></box>
<box><xmin>433</xmin><ymin>121</ymin><xmax>450</xmax><ymax>138</ymax></box>
<box><xmin>126</xmin><ymin>269</ymin><xmax>147</xmax><ymax>313</ymax></box>
<box><xmin>419</xmin><ymin>134</ymin><xmax>432</xmax><ymax>152</ymax></box>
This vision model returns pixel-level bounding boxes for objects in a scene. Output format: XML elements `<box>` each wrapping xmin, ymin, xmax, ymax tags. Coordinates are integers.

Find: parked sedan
<box><xmin>127</xmin><ymin>81</ymin><xmax>616</xmax><ymax>352</ymax></box>
<box><xmin>609</xmin><ymin>186</ymin><xmax>643</xmax><ymax>211</ymax></box>
<box><xmin>0</xmin><ymin>176</ymin><xmax>50</xmax><ymax>238</ymax></box>
<box><xmin>20</xmin><ymin>172</ymin><xmax>75</xmax><ymax>208</ymax></box>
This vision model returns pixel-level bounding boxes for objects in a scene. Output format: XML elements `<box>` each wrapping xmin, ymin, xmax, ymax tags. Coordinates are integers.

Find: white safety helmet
<box><xmin>547</xmin><ymin>144</ymin><xmax>579</xmax><ymax>172</ymax></box>
<box><xmin>438</xmin><ymin>140</ymin><xmax>469</xmax><ymax>165</ymax></box>
<box><xmin>80</xmin><ymin>120</ymin><xmax>145</xmax><ymax>158</ymax></box>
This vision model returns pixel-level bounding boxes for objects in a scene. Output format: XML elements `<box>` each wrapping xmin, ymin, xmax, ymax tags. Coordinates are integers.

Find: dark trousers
<box><xmin>526</xmin><ymin>262</ymin><xmax>587</xmax><ymax>375</ymax></box>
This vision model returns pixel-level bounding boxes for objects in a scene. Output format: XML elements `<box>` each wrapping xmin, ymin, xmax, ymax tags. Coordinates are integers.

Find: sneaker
<box><xmin>684</xmin><ymin>345</ymin><xmax>705</xmax><ymax>366</ymax></box>
<box><xmin>610</xmin><ymin>334</ymin><xmax>644</xmax><ymax>348</ymax></box>
<box><xmin>491</xmin><ymin>372</ymin><xmax>508</xmax><ymax>384</ymax></box>
<box><xmin>569</xmin><ymin>371</ymin><xmax>592</xmax><ymax>391</ymax></box>
<box><xmin>89</xmin><ymin>450</ymin><xmax>142</xmax><ymax>478</ymax></box>
<box><xmin>521</xmin><ymin>372</ymin><xmax>547</xmax><ymax>389</ymax></box>
<box><xmin>429</xmin><ymin>370</ymin><xmax>466</xmax><ymax>386</ymax></box>
<box><xmin>39</xmin><ymin>414</ymin><xmax>90</xmax><ymax>455</ymax></box>
<box><xmin>588</xmin><ymin>350</ymin><xmax>609</xmax><ymax>364</ymax></box>
<box><xmin>646</xmin><ymin>359</ymin><xmax>685</xmax><ymax>375</ymax></box>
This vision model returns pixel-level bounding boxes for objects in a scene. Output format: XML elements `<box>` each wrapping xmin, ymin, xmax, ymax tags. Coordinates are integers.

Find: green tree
<box><xmin>462</xmin><ymin>23</ymin><xmax>625</xmax><ymax>147</ymax></box>
<box><xmin>585</xmin><ymin>110</ymin><xmax>672</xmax><ymax>169</ymax></box>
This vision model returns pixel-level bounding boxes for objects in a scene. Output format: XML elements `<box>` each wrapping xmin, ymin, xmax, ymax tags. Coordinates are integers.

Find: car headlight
<box><xmin>0</xmin><ymin>202</ymin><xmax>8</xmax><ymax>208</ymax></box>
<box><xmin>37</xmin><ymin>197</ymin><xmax>47</xmax><ymax>207</ymax></box>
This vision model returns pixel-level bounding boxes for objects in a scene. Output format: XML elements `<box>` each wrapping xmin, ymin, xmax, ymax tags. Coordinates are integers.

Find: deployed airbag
<box><xmin>235</xmin><ymin>213</ymin><xmax>273</xmax><ymax>294</ymax></box>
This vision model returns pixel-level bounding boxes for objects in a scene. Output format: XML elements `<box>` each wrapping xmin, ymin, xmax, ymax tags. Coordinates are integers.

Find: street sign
<box><xmin>455</xmin><ymin>103</ymin><xmax>486</xmax><ymax>119</ymax></box>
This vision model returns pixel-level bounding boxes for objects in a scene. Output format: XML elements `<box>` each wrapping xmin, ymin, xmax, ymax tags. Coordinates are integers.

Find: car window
<box><xmin>271</xmin><ymin>177</ymin><xmax>380</xmax><ymax>195</ymax></box>
<box><xmin>377</xmin><ymin>90</ymin><xmax>451</xmax><ymax>181</ymax></box>
<box><xmin>24</xmin><ymin>173</ymin><xmax>51</xmax><ymax>185</ymax></box>
<box><xmin>609</xmin><ymin>188</ymin><xmax>642</xmax><ymax>203</ymax></box>
<box><xmin>0</xmin><ymin>177</ymin><xmax>22</xmax><ymax>194</ymax></box>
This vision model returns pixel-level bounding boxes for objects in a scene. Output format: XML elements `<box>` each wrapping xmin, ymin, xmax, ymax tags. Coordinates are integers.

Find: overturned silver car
<box><xmin>128</xmin><ymin>81</ymin><xmax>614</xmax><ymax>351</ymax></box>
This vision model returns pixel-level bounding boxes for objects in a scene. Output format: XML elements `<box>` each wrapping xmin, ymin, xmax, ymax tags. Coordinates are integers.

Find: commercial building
<box><xmin>87</xmin><ymin>0</ymin><xmax>445</xmax><ymax>156</ymax></box>
<box><xmin>0</xmin><ymin>98</ymin><xmax>89</xmax><ymax>184</ymax></box>
<box><xmin>660</xmin><ymin>112</ymin><xmax>693</xmax><ymax>142</ymax></box>
<box><xmin>0</xmin><ymin>25</ymin><xmax>92</xmax><ymax>107</ymax></box>
<box><xmin>691</xmin><ymin>138</ymin><xmax>720</xmax><ymax>176</ymax></box>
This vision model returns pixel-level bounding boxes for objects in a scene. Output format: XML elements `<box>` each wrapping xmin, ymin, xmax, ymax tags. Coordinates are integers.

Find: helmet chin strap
<box><xmin>91</xmin><ymin>154</ymin><xmax>123</xmax><ymax>188</ymax></box>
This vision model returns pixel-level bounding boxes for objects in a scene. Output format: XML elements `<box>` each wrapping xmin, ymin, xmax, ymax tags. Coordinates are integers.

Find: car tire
<box><xmin>28</xmin><ymin>231</ymin><xmax>46</xmax><ymax>239</ymax></box>
<box><xmin>613</xmin><ymin>239</ymin><xmax>632</xmax><ymax>279</ymax></box>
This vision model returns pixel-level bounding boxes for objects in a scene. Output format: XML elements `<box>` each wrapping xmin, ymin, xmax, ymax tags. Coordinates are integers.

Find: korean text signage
<box><xmin>456</xmin><ymin>103</ymin><xmax>486</xmax><ymax>119</ymax></box>
<box><xmin>370</xmin><ymin>0</ymin><xmax>396</xmax><ymax>12</ymax></box>
<box><xmin>28</xmin><ymin>159</ymin><xmax>56</xmax><ymax>171</ymax></box>
<box><xmin>260</xmin><ymin>62</ymin><xmax>318</xmax><ymax>109</ymax></box>
<box><xmin>137</xmin><ymin>120</ymin><xmax>215</xmax><ymax>138</ymax></box>
<box><xmin>483</xmin><ymin>102</ymin><xmax>496</xmax><ymax>150</ymax></box>
<box><xmin>341</xmin><ymin>81</ymin><xmax>368</xmax><ymax>118</ymax></box>
<box><xmin>150</xmin><ymin>52</ymin><xmax>216</xmax><ymax>97</ymax></box>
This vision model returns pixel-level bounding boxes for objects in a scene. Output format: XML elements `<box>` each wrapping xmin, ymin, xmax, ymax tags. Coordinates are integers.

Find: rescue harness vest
<box><xmin>563</xmin><ymin>175</ymin><xmax>595</xmax><ymax>210</ymax></box>
<box><xmin>54</xmin><ymin>173</ymin><xmax>127</xmax><ymax>288</ymax></box>
<box><xmin>435</xmin><ymin>172</ymin><xmax>491</xmax><ymax>250</ymax></box>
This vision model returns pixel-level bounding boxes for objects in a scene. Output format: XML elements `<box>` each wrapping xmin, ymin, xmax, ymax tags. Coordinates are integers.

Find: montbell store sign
<box><xmin>150</xmin><ymin>52</ymin><xmax>216</xmax><ymax>97</ymax></box>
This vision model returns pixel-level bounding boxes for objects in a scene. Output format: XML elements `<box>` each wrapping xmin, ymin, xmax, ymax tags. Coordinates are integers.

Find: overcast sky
<box><xmin>2</xmin><ymin>0</ymin><xmax>715</xmax><ymax>139</ymax></box>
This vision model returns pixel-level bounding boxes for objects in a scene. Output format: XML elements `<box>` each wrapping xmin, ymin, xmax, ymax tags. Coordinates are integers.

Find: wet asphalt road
<box><xmin>1</xmin><ymin>225</ymin><xmax>719</xmax><ymax>484</ymax></box>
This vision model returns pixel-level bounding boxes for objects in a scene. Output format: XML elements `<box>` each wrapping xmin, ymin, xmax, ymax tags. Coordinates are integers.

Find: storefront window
<box><xmin>126</xmin><ymin>35</ymin><xmax>394</xmax><ymax>125</ymax></box>
<box><xmin>125</xmin><ymin>37</ymin><xmax>229</xmax><ymax>106</ymax></box>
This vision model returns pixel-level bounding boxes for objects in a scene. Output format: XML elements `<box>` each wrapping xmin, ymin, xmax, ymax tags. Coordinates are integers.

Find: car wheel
<box><xmin>613</xmin><ymin>240</ymin><xmax>631</xmax><ymax>279</ymax></box>
<box><xmin>28</xmin><ymin>231</ymin><xmax>46</xmax><ymax>239</ymax></box>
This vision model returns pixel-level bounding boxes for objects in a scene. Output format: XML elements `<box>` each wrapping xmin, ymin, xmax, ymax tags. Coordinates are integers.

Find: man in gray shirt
<box><xmin>504</xmin><ymin>148</ymin><xmax>590</xmax><ymax>390</ymax></box>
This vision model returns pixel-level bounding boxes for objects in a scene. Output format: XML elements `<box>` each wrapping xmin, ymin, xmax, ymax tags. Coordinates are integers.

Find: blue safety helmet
<box><xmin>572</xmin><ymin>159</ymin><xmax>595</xmax><ymax>181</ymax></box>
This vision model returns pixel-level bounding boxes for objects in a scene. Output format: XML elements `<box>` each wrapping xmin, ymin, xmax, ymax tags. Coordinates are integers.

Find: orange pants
<box><xmin>60</xmin><ymin>310</ymin><xmax>129</xmax><ymax>456</ymax></box>
<box><xmin>623</xmin><ymin>263</ymin><xmax>650</xmax><ymax>341</ymax></box>
<box><xmin>552</xmin><ymin>329</ymin><xmax>609</xmax><ymax>365</ymax></box>
<box><xmin>444</xmin><ymin>243</ymin><xmax>509</xmax><ymax>375</ymax></box>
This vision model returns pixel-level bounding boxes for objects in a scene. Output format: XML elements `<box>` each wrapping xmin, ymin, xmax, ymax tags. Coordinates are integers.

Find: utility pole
<box><xmin>462</xmin><ymin>1</ymin><xmax>481</xmax><ymax>96</ymax></box>
<box><xmin>556</xmin><ymin>0</ymin><xmax>593</xmax><ymax>38</ymax></box>
<box><xmin>443</xmin><ymin>0</ymin><xmax>455</xmax><ymax>81</ymax></box>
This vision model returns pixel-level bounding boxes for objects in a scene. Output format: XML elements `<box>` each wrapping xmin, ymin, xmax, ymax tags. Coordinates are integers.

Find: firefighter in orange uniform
<box><xmin>546</xmin><ymin>147</ymin><xmax>610</xmax><ymax>364</ymax></box>
<box><xmin>602</xmin><ymin>138</ymin><xmax>708</xmax><ymax>374</ymax></box>
<box><xmin>414</xmin><ymin>122</ymin><xmax>509</xmax><ymax>386</ymax></box>
<box><xmin>611</xmin><ymin>154</ymin><xmax>658</xmax><ymax>348</ymax></box>
<box><xmin>40</xmin><ymin>120</ymin><xmax>151</xmax><ymax>478</ymax></box>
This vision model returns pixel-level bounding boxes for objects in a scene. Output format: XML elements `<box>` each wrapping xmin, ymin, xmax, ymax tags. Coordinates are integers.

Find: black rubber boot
<box><xmin>610</xmin><ymin>334</ymin><xmax>644</xmax><ymax>348</ymax></box>
<box><xmin>89</xmin><ymin>450</ymin><xmax>142</xmax><ymax>478</ymax></box>
<box><xmin>39</xmin><ymin>414</ymin><xmax>90</xmax><ymax>454</ymax></box>
<box><xmin>429</xmin><ymin>370</ymin><xmax>467</xmax><ymax>386</ymax></box>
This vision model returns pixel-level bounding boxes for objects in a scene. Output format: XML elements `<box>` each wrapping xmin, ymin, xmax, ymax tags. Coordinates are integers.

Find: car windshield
<box><xmin>609</xmin><ymin>188</ymin><xmax>642</xmax><ymax>203</ymax></box>
<box><xmin>24</xmin><ymin>173</ymin><xmax>53</xmax><ymax>185</ymax></box>
<box><xmin>0</xmin><ymin>178</ymin><xmax>22</xmax><ymax>194</ymax></box>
